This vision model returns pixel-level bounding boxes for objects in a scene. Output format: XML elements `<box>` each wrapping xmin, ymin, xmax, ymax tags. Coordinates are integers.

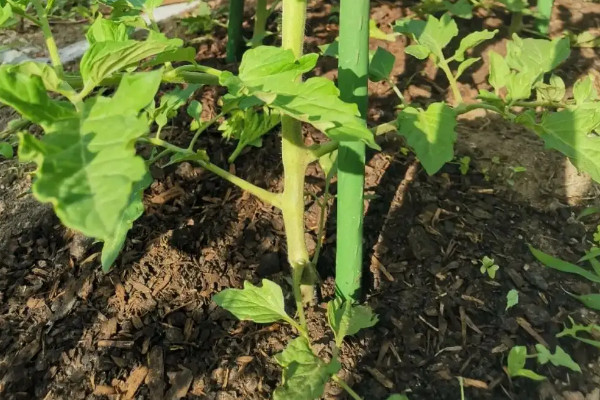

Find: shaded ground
<box><xmin>1</xmin><ymin>0</ymin><xmax>600</xmax><ymax>399</ymax></box>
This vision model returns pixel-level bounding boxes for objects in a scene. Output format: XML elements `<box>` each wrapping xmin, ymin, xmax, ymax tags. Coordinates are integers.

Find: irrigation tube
<box><xmin>336</xmin><ymin>0</ymin><xmax>370</xmax><ymax>302</ymax></box>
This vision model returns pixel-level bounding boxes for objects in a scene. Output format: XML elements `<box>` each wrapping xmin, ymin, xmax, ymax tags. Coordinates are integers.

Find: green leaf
<box><xmin>405</xmin><ymin>44</ymin><xmax>430</xmax><ymax>60</ymax></box>
<box><xmin>273</xmin><ymin>337</ymin><xmax>341</xmax><ymax>400</ymax></box>
<box><xmin>396</xmin><ymin>102</ymin><xmax>457</xmax><ymax>175</ymax></box>
<box><xmin>394</xmin><ymin>14</ymin><xmax>458</xmax><ymax>60</ymax></box>
<box><xmin>153</xmin><ymin>84</ymin><xmax>201</xmax><ymax>128</ymax></box>
<box><xmin>387</xmin><ymin>395</ymin><xmax>410</xmax><ymax>400</ymax></box>
<box><xmin>557</xmin><ymin>317</ymin><xmax>600</xmax><ymax>348</ymax></box>
<box><xmin>255</xmin><ymin>77</ymin><xmax>378</xmax><ymax>147</ymax></box>
<box><xmin>573</xmin><ymin>75</ymin><xmax>598</xmax><ymax>105</ymax></box>
<box><xmin>319</xmin><ymin>40</ymin><xmax>339</xmax><ymax>58</ymax></box>
<box><xmin>0</xmin><ymin>141</ymin><xmax>13</xmax><ymax>158</ymax></box>
<box><xmin>507</xmin><ymin>346</ymin><xmax>546</xmax><ymax>380</ymax></box>
<box><xmin>536</xmin><ymin>74</ymin><xmax>566</xmax><ymax>103</ymax></box>
<box><xmin>535</xmin><ymin>344</ymin><xmax>581</xmax><ymax>372</ymax></box>
<box><xmin>80</xmin><ymin>37</ymin><xmax>180</xmax><ymax>88</ymax></box>
<box><xmin>529</xmin><ymin>246</ymin><xmax>600</xmax><ymax>283</ymax></box>
<box><xmin>0</xmin><ymin>3</ymin><xmax>14</xmax><ymax>28</ymax></box>
<box><xmin>506</xmin><ymin>289</ymin><xmax>519</xmax><ymax>310</ymax></box>
<box><xmin>101</xmin><ymin>172</ymin><xmax>152</xmax><ymax>270</ymax></box>
<box><xmin>232</xmin><ymin>46</ymin><xmax>318</xmax><ymax>94</ymax></box>
<box><xmin>505</xmin><ymin>35</ymin><xmax>570</xmax><ymax>75</ymax></box>
<box><xmin>86</xmin><ymin>17</ymin><xmax>129</xmax><ymax>44</ymax></box>
<box><xmin>533</xmin><ymin>106</ymin><xmax>600</xmax><ymax>183</ymax></box>
<box><xmin>571</xmin><ymin>293</ymin><xmax>600</xmax><ymax>311</ymax></box>
<box><xmin>455</xmin><ymin>57</ymin><xmax>480</xmax><ymax>79</ymax></box>
<box><xmin>213</xmin><ymin>279</ymin><xmax>293</xmax><ymax>324</ymax></box>
<box><xmin>369</xmin><ymin>46</ymin><xmax>396</xmax><ymax>82</ymax></box>
<box><xmin>0</xmin><ymin>66</ymin><xmax>76</xmax><ymax>129</ymax></box>
<box><xmin>327</xmin><ymin>299</ymin><xmax>379</xmax><ymax>347</ymax></box>
<box><xmin>187</xmin><ymin>100</ymin><xmax>203</xmax><ymax>120</ymax></box>
<box><xmin>5</xmin><ymin>62</ymin><xmax>75</xmax><ymax>97</ymax></box>
<box><xmin>219</xmin><ymin>107</ymin><xmax>280</xmax><ymax>163</ymax></box>
<box><xmin>488</xmin><ymin>51</ymin><xmax>510</xmax><ymax>92</ymax></box>
<box><xmin>318</xmin><ymin>150</ymin><xmax>338</xmax><ymax>178</ymax></box>
<box><xmin>18</xmin><ymin>71</ymin><xmax>162</xmax><ymax>263</ymax></box>
<box><xmin>453</xmin><ymin>29</ymin><xmax>497</xmax><ymax>62</ymax></box>
<box><xmin>498</xmin><ymin>0</ymin><xmax>528</xmax><ymax>12</ymax></box>
<box><xmin>443</xmin><ymin>0</ymin><xmax>473</xmax><ymax>19</ymax></box>
<box><xmin>369</xmin><ymin>19</ymin><xmax>395</xmax><ymax>41</ymax></box>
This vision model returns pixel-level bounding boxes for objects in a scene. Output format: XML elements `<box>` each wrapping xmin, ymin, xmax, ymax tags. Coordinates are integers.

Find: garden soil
<box><xmin>1</xmin><ymin>0</ymin><xmax>600</xmax><ymax>399</ymax></box>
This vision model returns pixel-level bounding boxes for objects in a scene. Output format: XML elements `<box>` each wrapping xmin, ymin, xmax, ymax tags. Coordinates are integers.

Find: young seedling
<box><xmin>557</xmin><ymin>317</ymin><xmax>600</xmax><ymax>349</ymax></box>
<box><xmin>480</xmin><ymin>256</ymin><xmax>499</xmax><ymax>279</ymax></box>
<box><xmin>506</xmin><ymin>288</ymin><xmax>519</xmax><ymax>310</ymax></box>
<box><xmin>506</xmin><ymin>344</ymin><xmax>580</xmax><ymax>381</ymax></box>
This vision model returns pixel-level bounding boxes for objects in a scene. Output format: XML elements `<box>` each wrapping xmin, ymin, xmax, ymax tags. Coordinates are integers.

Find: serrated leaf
<box><xmin>80</xmin><ymin>37</ymin><xmax>180</xmax><ymax>88</ymax></box>
<box><xmin>213</xmin><ymin>279</ymin><xmax>293</xmax><ymax>324</ymax></box>
<box><xmin>530</xmin><ymin>246</ymin><xmax>600</xmax><ymax>283</ymax></box>
<box><xmin>394</xmin><ymin>14</ymin><xmax>458</xmax><ymax>60</ymax></box>
<box><xmin>533</xmin><ymin>106</ymin><xmax>600</xmax><ymax>183</ymax></box>
<box><xmin>0</xmin><ymin>141</ymin><xmax>13</xmax><ymax>158</ymax></box>
<box><xmin>535</xmin><ymin>344</ymin><xmax>581</xmax><ymax>372</ymax></box>
<box><xmin>506</xmin><ymin>289</ymin><xmax>519</xmax><ymax>310</ymax></box>
<box><xmin>506</xmin><ymin>35</ymin><xmax>570</xmax><ymax>75</ymax></box>
<box><xmin>255</xmin><ymin>77</ymin><xmax>378</xmax><ymax>147</ymax></box>
<box><xmin>273</xmin><ymin>337</ymin><xmax>341</xmax><ymax>400</ymax></box>
<box><xmin>18</xmin><ymin>71</ymin><xmax>161</xmax><ymax>263</ymax></box>
<box><xmin>573</xmin><ymin>75</ymin><xmax>598</xmax><ymax>105</ymax></box>
<box><xmin>86</xmin><ymin>17</ymin><xmax>129</xmax><ymax>44</ymax></box>
<box><xmin>369</xmin><ymin>47</ymin><xmax>396</xmax><ymax>82</ymax></box>
<box><xmin>219</xmin><ymin>107</ymin><xmax>280</xmax><ymax>162</ymax></box>
<box><xmin>369</xmin><ymin>19</ymin><xmax>395</xmax><ymax>41</ymax></box>
<box><xmin>327</xmin><ymin>299</ymin><xmax>379</xmax><ymax>347</ymax></box>
<box><xmin>274</xmin><ymin>337</ymin><xmax>318</xmax><ymax>367</ymax></box>
<box><xmin>153</xmin><ymin>84</ymin><xmax>201</xmax><ymax>128</ymax></box>
<box><xmin>396</xmin><ymin>102</ymin><xmax>457</xmax><ymax>175</ymax></box>
<box><xmin>101</xmin><ymin>172</ymin><xmax>151</xmax><ymax>270</ymax></box>
<box><xmin>443</xmin><ymin>0</ymin><xmax>473</xmax><ymax>19</ymax></box>
<box><xmin>455</xmin><ymin>57</ymin><xmax>480</xmax><ymax>79</ymax></box>
<box><xmin>536</xmin><ymin>74</ymin><xmax>566</xmax><ymax>103</ymax></box>
<box><xmin>453</xmin><ymin>29</ymin><xmax>497</xmax><ymax>62</ymax></box>
<box><xmin>405</xmin><ymin>44</ymin><xmax>430</xmax><ymax>60</ymax></box>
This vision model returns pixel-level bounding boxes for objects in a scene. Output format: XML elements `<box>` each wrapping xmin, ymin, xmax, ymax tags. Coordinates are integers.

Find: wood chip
<box><xmin>516</xmin><ymin>317</ymin><xmax>549</xmax><ymax>347</ymax></box>
<box><xmin>131</xmin><ymin>281</ymin><xmax>152</xmax><ymax>295</ymax></box>
<box><xmin>124</xmin><ymin>366</ymin><xmax>149</xmax><ymax>399</ymax></box>
<box><xmin>365</xmin><ymin>366</ymin><xmax>394</xmax><ymax>389</ymax></box>
<box><xmin>147</xmin><ymin>346</ymin><xmax>165</xmax><ymax>400</ymax></box>
<box><xmin>165</xmin><ymin>368</ymin><xmax>193</xmax><ymax>400</ymax></box>
<box><xmin>461</xmin><ymin>377</ymin><xmax>489</xmax><ymax>389</ymax></box>
<box><xmin>97</xmin><ymin>340</ymin><xmax>134</xmax><ymax>349</ymax></box>
<box><xmin>152</xmin><ymin>273</ymin><xmax>172</xmax><ymax>296</ymax></box>
<box><xmin>93</xmin><ymin>385</ymin><xmax>116</xmax><ymax>395</ymax></box>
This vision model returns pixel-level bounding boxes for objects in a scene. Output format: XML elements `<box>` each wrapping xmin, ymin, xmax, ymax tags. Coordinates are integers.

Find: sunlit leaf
<box><xmin>213</xmin><ymin>279</ymin><xmax>293</xmax><ymax>324</ymax></box>
<box><xmin>507</xmin><ymin>346</ymin><xmax>546</xmax><ymax>380</ymax></box>
<box><xmin>86</xmin><ymin>17</ymin><xmax>129</xmax><ymax>44</ymax></box>
<box><xmin>394</xmin><ymin>14</ymin><xmax>458</xmax><ymax>60</ymax></box>
<box><xmin>327</xmin><ymin>298</ymin><xmax>378</xmax><ymax>347</ymax></box>
<box><xmin>396</xmin><ymin>102</ymin><xmax>457</xmax><ymax>174</ymax></box>
<box><xmin>506</xmin><ymin>289</ymin><xmax>519</xmax><ymax>310</ymax></box>
<box><xmin>453</xmin><ymin>29</ymin><xmax>497</xmax><ymax>61</ymax></box>
<box><xmin>529</xmin><ymin>246</ymin><xmax>600</xmax><ymax>283</ymax></box>
<box><xmin>535</xmin><ymin>344</ymin><xmax>581</xmax><ymax>372</ymax></box>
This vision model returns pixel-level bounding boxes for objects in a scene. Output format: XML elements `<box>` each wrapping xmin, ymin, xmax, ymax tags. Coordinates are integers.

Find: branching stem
<box><xmin>30</xmin><ymin>0</ymin><xmax>63</xmax><ymax>77</ymax></box>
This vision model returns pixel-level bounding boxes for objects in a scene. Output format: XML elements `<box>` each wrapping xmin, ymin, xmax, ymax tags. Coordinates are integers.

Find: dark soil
<box><xmin>1</xmin><ymin>1</ymin><xmax>600</xmax><ymax>399</ymax></box>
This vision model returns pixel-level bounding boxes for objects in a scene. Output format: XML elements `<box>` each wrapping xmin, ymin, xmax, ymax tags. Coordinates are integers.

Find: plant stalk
<box><xmin>226</xmin><ymin>0</ymin><xmax>245</xmax><ymax>63</ymax></box>
<box><xmin>30</xmin><ymin>0</ymin><xmax>63</xmax><ymax>77</ymax></box>
<box><xmin>280</xmin><ymin>0</ymin><xmax>312</xmax><ymax>317</ymax></box>
<box><xmin>335</xmin><ymin>0</ymin><xmax>370</xmax><ymax>302</ymax></box>
<box><xmin>251</xmin><ymin>0</ymin><xmax>269</xmax><ymax>47</ymax></box>
<box><xmin>332</xmin><ymin>375</ymin><xmax>363</xmax><ymax>400</ymax></box>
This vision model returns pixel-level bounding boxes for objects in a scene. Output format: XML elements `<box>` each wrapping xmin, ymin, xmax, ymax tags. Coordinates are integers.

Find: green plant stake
<box><xmin>226</xmin><ymin>0</ymin><xmax>245</xmax><ymax>63</ymax></box>
<box><xmin>335</xmin><ymin>0</ymin><xmax>370</xmax><ymax>302</ymax></box>
<box><xmin>536</xmin><ymin>0</ymin><xmax>553</xmax><ymax>34</ymax></box>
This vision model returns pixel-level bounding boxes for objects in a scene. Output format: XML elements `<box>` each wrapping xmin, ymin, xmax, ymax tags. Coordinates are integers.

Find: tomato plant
<box><xmin>1</xmin><ymin>0</ymin><xmax>600</xmax><ymax>398</ymax></box>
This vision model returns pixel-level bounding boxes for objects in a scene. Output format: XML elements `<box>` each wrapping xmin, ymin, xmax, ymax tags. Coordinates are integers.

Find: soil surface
<box><xmin>1</xmin><ymin>1</ymin><xmax>600</xmax><ymax>399</ymax></box>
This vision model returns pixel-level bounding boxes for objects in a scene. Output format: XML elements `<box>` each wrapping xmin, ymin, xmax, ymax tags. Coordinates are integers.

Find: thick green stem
<box><xmin>281</xmin><ymin>0</ymin><xmax>312</xmax><ymax>318</ymax></box>
<box><xmin>536</xmin><ymin>0</ymin><xmax>553</xmax><ymax>34</ymax></box>
<box><xmin>226</xmin><ymin>0</ymin><xmax>245</xmax><ymax>63</ymax></box>
<box><xmin>31</xmin><ymin>0</ymin><xmax>63</xmax><ymax>77</ymax></box>
<box><xmin>335</xmin><ymin>0</ymin><xmax>369</xmax><ymax>302</ymax></box>
<box><xmin>251</xmin><ymin>0</ymin><xmax>269</xmax><ymax>47</ymax></box>
<box><xmin>509</xmin><ymin>12</ymin><xmax>523</xmax><ymax>36</ymax></box>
